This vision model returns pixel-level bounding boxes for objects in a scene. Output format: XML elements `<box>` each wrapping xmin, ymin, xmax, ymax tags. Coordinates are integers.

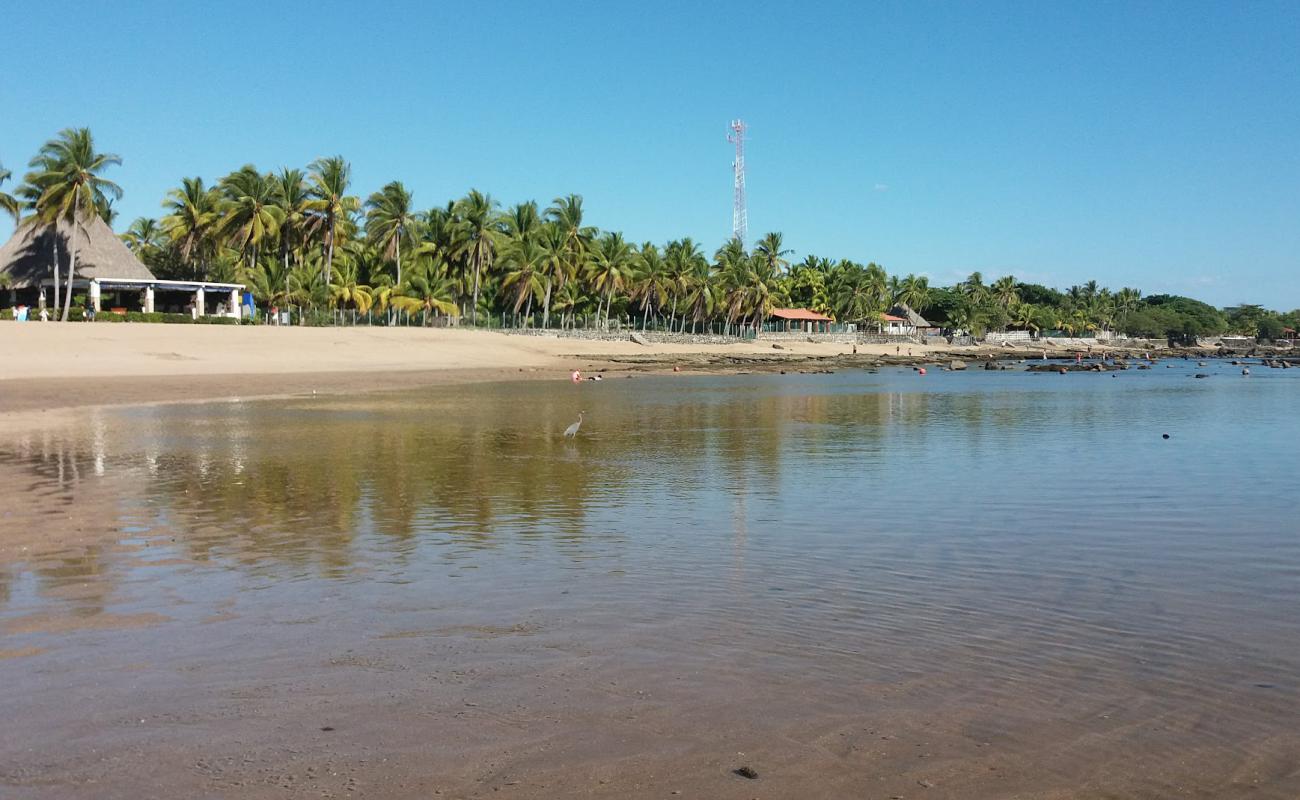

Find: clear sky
<box><xmin>3</xmin><ymin>0</ymin><xmax>1297</xmax><ymax>307</ymax></box>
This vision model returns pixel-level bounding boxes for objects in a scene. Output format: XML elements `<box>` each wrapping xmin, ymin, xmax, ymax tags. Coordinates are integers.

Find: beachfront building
<box><xmin>888</xmin><ymin>303</ymin><xmax>939</xmax><ymax>336</ymax></box>
<box><xmin>770</xmin><ymin>307</ymin><xmax>834</xmax><ymax>333</ymax></box>
<box><xmin>0</xmin><ymin>216</ymin><xmax>245</xmax><ymax>318</ymax></box>
<box><xmin>879</xmin><ymin>312</ymin><xmax>910</xmax><ymax>335</ymax></box>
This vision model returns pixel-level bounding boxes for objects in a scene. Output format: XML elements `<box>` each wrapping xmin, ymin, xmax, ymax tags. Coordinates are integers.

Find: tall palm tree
<box><xmin>306</xmin><ymin>156</ymin><xmax>360</xmax><ymax>285</ymax></box>
<box><xmin>664</xmin><ymin>238</ymin><xmax>706</xmax><ymax>331</ymax></box>
<box><xmin>365</xmin><ymin>181</ymin><xmax>416</xmax><ymax>288</ymax></box>
<box><xmin>0</xmin><ymin>163</ymin><xmax>19</xmax><ymax>223</ymax></box>
<box><xmin>272</xmin><ymin>168</ymin><xmax>310</xmax><ymax>271</ymax></box>
<box><xmin>536</xmin><ymin>222</ymin><xmax>569</xmax><ymax>329</ymax></box>
<box><xmin>586</xmin><ymin>231</ymin><xmax>634</xmax><ymax>327</ymax></box>
<box><xmin>27</xmin><ymin>128</ymin><xmax>123</xmax><ymax>321</ymax></box>
<box><xmin>959</xmin><ymin>271</ymin><xmax>988</xmax><ymax>304</ymax></box>
<box><xmin>753</xmin><ymin>231</ymin><xmax>792</xmax><ymax>275</ymax></box>
<box><xmin>452</xmin><ymin>189</ymin><xmax>499</xmax><ymax>324</ymax></box>
<box><xmin>161</xmin><ymin>177</ymin><xmax>220</xmax><ymax>279</ymax></box>
<box><xmin>545</xmin><ymin>194</ymin><xmax>596</xmax><ymax>323</ymax></box>
<box><xmin>633</xmin><ymin>242</ymin><xmax>672</xmax><ymax>329</ymax></box>
<box><xmin>217</xmin><ymin>166</ymin><xmax>285</xmax><ymax>277</ymax></box>
<box><xmin>898</xmin><ymin>274</ymin><xmax>930</xmax><ymax>312</ymax></box>
<box><xmin>499</xmin><ymin>237</ymin><xmax>546</xmax><ymax>321</ymax></box>
<box><xmin>992</xmin><ymin>275</ymin><xmax>1019</xmax><ymax>309</ymax></box>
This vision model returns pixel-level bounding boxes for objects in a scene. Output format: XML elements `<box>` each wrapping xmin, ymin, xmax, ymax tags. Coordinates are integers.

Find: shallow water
<box><xmin>2</xmin><ymin>360</ymin><xmax>1298</xmax><ymax>798</ymax></box>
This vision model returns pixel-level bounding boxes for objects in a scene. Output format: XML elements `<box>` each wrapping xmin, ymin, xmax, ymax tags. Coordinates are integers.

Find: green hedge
<box><xmin>92</xmin><ymin>311</ymin><xmax>242</xmax><ymax>324</ymax></box>
<box><xmin>1</xmin><ymin>308</ymin><xmax>244</xmax><ymax>324</ymax></box>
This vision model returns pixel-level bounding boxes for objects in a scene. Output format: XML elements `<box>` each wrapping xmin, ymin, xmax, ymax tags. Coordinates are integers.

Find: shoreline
<box><xmin>0</xmin><ymin>323</ymin><xmax>1277</xmax><ymax>433</ymax></box>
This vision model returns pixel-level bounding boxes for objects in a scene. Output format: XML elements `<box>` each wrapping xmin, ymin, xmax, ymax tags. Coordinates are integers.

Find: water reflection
<box><xmin>2</xmin><ymin>367</ymin><xmax>1298</xmax><ymax>650</ymax></box>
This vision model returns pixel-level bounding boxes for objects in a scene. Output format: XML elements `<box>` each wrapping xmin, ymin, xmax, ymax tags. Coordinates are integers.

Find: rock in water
<box><xmin>950</xmin><ymin>360</ymin><xmax>968</xmax><ymax>370</ymax></box>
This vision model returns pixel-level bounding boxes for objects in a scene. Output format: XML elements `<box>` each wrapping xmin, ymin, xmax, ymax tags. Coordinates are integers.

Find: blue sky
<box><xmin>3</xmin><ymin>0</ymin><xmax>1298</xmax><ymax>307</ymax></box>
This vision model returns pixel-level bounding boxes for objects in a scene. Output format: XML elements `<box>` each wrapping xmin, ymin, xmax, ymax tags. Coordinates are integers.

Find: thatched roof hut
<box><xmin>890</xmin><ymin>302</ymin><xmax>936</xmax><ymax>330</ymax></box>
<box><xmin>0</xmin><ymin>215</ymin><xmax>157</xmax><ymax>289</ymax></box>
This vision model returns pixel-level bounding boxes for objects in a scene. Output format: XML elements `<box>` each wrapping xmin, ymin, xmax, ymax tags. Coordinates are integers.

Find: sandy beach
<box><xmin>0</xmin><ymin>323</ymin><xmax>964</xmax><ymax>422</ymax></box>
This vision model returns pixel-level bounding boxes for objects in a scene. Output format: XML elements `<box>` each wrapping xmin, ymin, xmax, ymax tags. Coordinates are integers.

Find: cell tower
<box><xmin>728</xmin><ymin>119</ymin><xmax>747</xmax><ymax>246</ymax></box>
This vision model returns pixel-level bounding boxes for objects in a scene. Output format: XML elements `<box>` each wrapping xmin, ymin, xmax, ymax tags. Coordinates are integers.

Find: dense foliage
<box><xmin>6</xmin><ymin>129</ymin><xmax>1298</xmax><ymax>339</ymax></box>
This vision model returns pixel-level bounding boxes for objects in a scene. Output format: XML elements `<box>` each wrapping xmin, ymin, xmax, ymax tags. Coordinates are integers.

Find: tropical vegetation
<box><xmin>3</xmin><ymin>129</ymin><xmax>1298</xmax><ymax>339</ymax></box>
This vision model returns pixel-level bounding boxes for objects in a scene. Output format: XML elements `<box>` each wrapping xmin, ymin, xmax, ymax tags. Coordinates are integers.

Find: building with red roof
<box><xmin>770</xmin><ymin>307</ymin><xmax>834</xmax><ymax>333</ymax></box>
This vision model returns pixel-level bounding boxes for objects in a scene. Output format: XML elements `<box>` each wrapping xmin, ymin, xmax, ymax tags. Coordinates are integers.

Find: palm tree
<box><xmin>217</xmin><ymin>166</ymin><xmax>285</xmax><ymax>277</ymax></box>
<box><xmin>1010</xmin><ymin>302</ymin><xmax>1040</xmax><ymax>332</ymax></box>
<box><xmin>365</xmin><ymin>181</ymin><xmax>416</xmax><ymax>289</ymax></box>
<box><xmin>27</xmin><ymin>128</ymin><xmax>123</xmax><ymax>321</ymax></box>
<box><xmin>0</xmin><ymin>163</ymin><xmax>19</xmax><ymax>223</ymax></box>
<box><xmin>500</xmin><ymin>238</ymin><xmax>546</xmax><ymax>322</ymax></box>
<box><xmin>536</xmin><ymin>222</ymin><xmax>569</xmax><ymax>329</ymax></box>
<box><xmin>753</xmin><ymin>231</ymin><xmax>792</xmax><ymax>275</ymax></box>
<box><xmin>500</xmin><ymin>202</ymin><xmax>544</xmax><ymax>324</ymax></box>
<box><xmin>392</xmin><ymin>261</ymin><xmax>459</xmax><ymax>324</ymax></box>
<box><xmin>898</xmin><ymin>274</ymin><xmax>930</xmax><ymax>312</ymax></box>
<box><xmin>247</xmin><ymin>256</ymin><xmax>292</xmax><ymax>310</ymax></box>
<box><xmin>633</xmin><ymin>242</ymin><xmax>673</xmax><ymax>329</ymax></box>
<box><xmin>306</xmin><ymin>156</ymin><xmax>360</xmax><ymax>285</ymax></box>
<box><xmin>329</xmin><ymin>258</ymin><xmax>374</xmax><ymax>314</ymax></box>
<box><xmin>587</xmin><ymin>231</ymin><xmax>635</xmax><ymax>327</ymax></box>
<box><xmin>452</xmin><ymin>190</ymin><xmax>499</xmax><ymax>325</ymax></box>
<box><xmin>161</xmin><ymin>177</ymin><xmax>220</xmax><ymax>279</ymax></box>
<box><xmin>272</xmin><ymin>168</ymin><xmax>310</xmax><ymax>270</ymax></box>
<box><xmin>959</xmin><ymin>271</ymin><xmax>988</xmax><ymax>304</ymax></box>
<box><xmin>545</xmin><ymin>194</ymin><xmax>596</xmax><ymax>324</ymax></box>
<box><xmin>685</xmin><ymin>255</ymin><xmax>720</xmax><ymax>333</ymax></box>
<box><xmin>122</xmin><ymin>217</ymin><xmax>164</xmax><ymax>256</ymax></box>
<box><xmin>992</xmin><ymin>275</ymin><xmax>1019</xmax><ymax>309</ymax></box>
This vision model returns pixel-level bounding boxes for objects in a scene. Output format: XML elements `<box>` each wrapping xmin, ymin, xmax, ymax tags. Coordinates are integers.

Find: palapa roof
<box><xmin>880</xmin><ymin>313</ymin><xmax>907</xmax><ymax>322</ymax></box>
<box><xmin>771</xmin><ymin>307</ymin><xmax>833</xmax><ymax>322</ymax></box>
<box><xmin>0</xmin><ymin>215</ymin><xmax>157</xmax><ymax>289</ymax></box>
<box><xmin>890</xmin><ymin>302</ymin><xmax>934</xmax><ymax>328</ymax></box>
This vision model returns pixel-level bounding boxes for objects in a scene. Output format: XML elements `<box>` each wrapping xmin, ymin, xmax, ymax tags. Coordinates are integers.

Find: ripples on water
<box><xmin>2</xmin><ymin>360</ymin><xmax>1298</xmax><ymax>794</ymax></box>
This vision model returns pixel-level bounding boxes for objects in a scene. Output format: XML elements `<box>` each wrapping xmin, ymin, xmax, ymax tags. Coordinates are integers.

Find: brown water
<box><xmin>2</xmin><ymin>366</ymin><xmax>1298</xmax><ymax>798</ymax></box>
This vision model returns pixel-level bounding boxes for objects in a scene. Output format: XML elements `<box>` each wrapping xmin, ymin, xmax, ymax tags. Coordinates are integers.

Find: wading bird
<box><xmin>564</xmin><ymin>412</ymin><xmax>584</xmax><ymax>439</ymax></box>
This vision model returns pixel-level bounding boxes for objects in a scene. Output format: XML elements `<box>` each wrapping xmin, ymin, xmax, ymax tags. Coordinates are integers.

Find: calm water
<box><xmin>2</xmin><ymin>360</ymin><xmax>1298</xmax><ymax>798</ymax></box>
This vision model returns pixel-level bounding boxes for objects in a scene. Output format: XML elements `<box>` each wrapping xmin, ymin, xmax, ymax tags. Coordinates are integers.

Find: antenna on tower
<box><xmin>727</xmin><ymin>119</ymin><xmax>747</xmax><ymax>247</ymax></box>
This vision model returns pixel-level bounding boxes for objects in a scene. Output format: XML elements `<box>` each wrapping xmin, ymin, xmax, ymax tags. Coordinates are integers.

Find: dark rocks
<box><xmin>1195</xmin><ymin>373</ymin><xmax>1210</xmax><ymax>378</ymax></box>
<box><xmin>733</xmin><ymin>766</ymin><xmax>759</xmax><ymax>779</ymax></box>
<box><xmin>771</xmin><ymin>343</ymin><xmax>785</xmax><ymax>350</ymax></box>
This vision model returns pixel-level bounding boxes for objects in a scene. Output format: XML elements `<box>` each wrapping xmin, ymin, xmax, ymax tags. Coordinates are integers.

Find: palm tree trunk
<box><xmin>471</xmin><ymin>257</ymin><xmax>481</xmax><ymax>326</ymax></box>
<box><xmin>395</xmin><ymin>236</ymin><xmax>401</xmax><ymax>288</ymax></box>
<box><xmin>542</xmin><ymin>278</ymin><xmax>552</xmax><ymax>329</ymax></box>
<box><xmin>62</xmin><ymin>213</ymin><xmax>79</xmax><ymax>322</ymax></box>
<box><xmin>50</xmin><ymin>234</ymin><xmax>59</xmax><ymax>320</ymax></box>
<box><xmin>324</xmin><ymin>217</ymin><xmax>335</xmax><ymax>286</ymax></box>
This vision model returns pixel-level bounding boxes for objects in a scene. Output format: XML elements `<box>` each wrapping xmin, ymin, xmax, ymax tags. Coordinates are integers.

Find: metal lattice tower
<box><xmin>728</xmin><ymin>119</ymin><xmax>747</xmax><ymax>246</ymax></box>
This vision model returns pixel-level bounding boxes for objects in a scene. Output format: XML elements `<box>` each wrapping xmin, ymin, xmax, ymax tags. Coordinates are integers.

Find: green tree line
<box><xmin>5</xmin><ymin>128</ymin><xmax>1297</xmax><ymax>339</ymax></box>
